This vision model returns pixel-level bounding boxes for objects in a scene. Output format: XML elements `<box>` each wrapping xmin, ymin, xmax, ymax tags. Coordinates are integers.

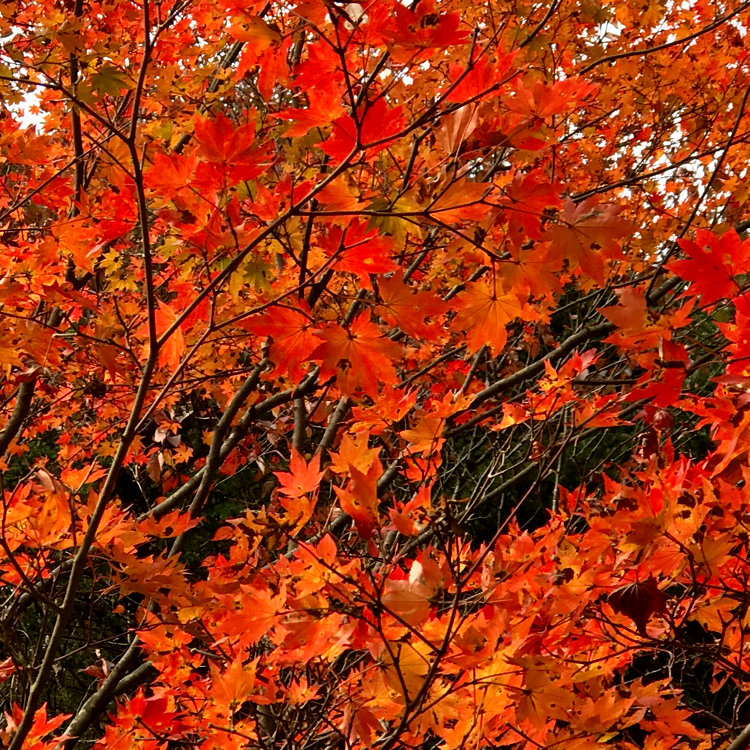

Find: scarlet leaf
<box><xmin>321</xmin><ymin>99</ymin><xmax>405</xmax><ymax>162</ymax></box>
<box><xmin>321</xmin><ymin>219</ymin><xmax>396</xmax><ymax>287</ymax></box>
<box><xmin>193</xmin><ymin>113</ymin><xmax>272</xmax><ymax>183</ymax></box>
<box><xmin>241</xmin><ymin>304</ymin><xmax>319</xmax><ymax>381</ymax></box>
<box><xmin>669</xmin><ymin>229</ymin><xmax>750</xmax><ymax>304</ymax></box>
<box><xmin>333</xmin><ymin>462</ymin><xmax>380</xmax><ymax>538</ymax></box>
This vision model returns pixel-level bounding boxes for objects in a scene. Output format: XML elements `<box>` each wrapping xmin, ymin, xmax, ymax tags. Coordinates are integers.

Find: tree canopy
<box><xmin>2</xmin><ymin>0</ymin><xmax>750</xmax><ymax>747</ymax></box>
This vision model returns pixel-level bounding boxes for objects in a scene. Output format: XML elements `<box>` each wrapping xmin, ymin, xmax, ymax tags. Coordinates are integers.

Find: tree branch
<box><xmin>726</xmin><ymin>722</ymin><xmax>750</xmax><ymax>750</ymax></box>
<box><xmin>0</xmin><ymin>380</ymin><xmax>36</xmax><ymax>458</ymax></box>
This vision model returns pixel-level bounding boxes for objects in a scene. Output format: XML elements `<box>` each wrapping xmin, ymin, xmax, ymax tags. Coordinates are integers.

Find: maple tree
<box><xmin>3</xmin><ymin>0</ymin><xmax>750</xmax><ymax>747</ymax></box>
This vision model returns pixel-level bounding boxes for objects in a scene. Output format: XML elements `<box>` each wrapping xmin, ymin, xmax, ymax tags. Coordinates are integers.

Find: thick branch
<box><xmin>64</xmin><ymin>367</ymin><xmax>322</xmax><ymax>745</ymax></box>
<box><xmin>0</xmin><ymin>380</ymin><xmax>36</xmax><ymax>458</ymax></box>
<box><xmin>727</xmin><ymin>723</ymin><xmax>750</xmax><ymax>750</ymax></box>
<box><xmin>63</xmin><ymin>642</ymin><xmax>155</xmax><ymax>747</ymax></box>
<box><xmin>144</xmin><ymin>367</ymin><xmax>321</xmax><ymax>520</ymax></box>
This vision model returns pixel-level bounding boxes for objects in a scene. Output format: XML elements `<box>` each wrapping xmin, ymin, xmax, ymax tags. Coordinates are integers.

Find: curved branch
<box><xmin>0</xmin><ymin>380</ymin><xmax>36</xmax><ymax>458</ymax></box>
<box><xmin>727</xmin><ymin>722</ymin><xmax>750</xmax><ymax>750</ymax></box>
<box><xmin>144</xmin><ymin>366</ymin><xmax>321</xmax><ymax>520</ymax></box>
<box><xmin>62</xmin><ymin>641</ymin><xmax>155</xmax><ymax>747</ymax></box>
<box><xmin>578</xmin><ymin>1</ymin><xmax>750</xmax><ymax>76</ymax></box>
<box><xmin>519</xmin><ymin>0</ymin><xmax>561</xmax><ymax>49</ymax></box>
<box><xmin>447</xmin><ymin>321</ymin><xmax>615</xmax><ymax>436</ymax></box>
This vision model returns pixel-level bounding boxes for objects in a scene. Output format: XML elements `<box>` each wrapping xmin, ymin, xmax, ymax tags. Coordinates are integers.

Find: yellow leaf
<box><xmin>228</xmin><ymin>16</ymin><xmax>281</xmax><ymax>47</ymax></box>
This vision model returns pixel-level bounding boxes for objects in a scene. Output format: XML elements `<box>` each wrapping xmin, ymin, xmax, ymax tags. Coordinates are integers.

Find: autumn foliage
<box><xmin>2</xmin><ymin>0</ymin><xmax>750</xmax><ymax>747</ymax></box>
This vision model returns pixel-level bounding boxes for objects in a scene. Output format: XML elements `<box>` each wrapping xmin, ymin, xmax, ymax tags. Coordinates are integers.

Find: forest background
<box><xmin>2</xmin><ymin>0</ymin><xmax>750</xmax><ymax>748</ymax></box>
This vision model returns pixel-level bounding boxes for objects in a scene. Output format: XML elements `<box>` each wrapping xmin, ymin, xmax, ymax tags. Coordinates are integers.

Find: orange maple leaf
<box><xmin>154</xmin><ymin>301</ymin><xmax>186</xmax><ymax>372</ymax></box>
<box><xmin>429</xmin><ymin>178</ymin><xmax>488</xmax><ymax>224</ymax></box>
<box><xmin>453</xmin><ymin>280</ymin><xmax>524</xmax><ymax>355</ymax></box>
<box><xmin>375</xmin><ymin>272</ymin><xmax>447</xmax><ymax>340</ymax></box>
<box><xmin>275</xmin><ymin>449</ymin><xmax>324</xmax><ymax>499</ymax></box>
<box><xmin>209</xmin><ymin>657</ymin><xmax>259</xmax><ymax>711</ymax></box>
<box><xmin>599</xmin><ymin>287</ymin><xmax>691</xmax><ymax>349</ymax></box>
<box><xmin>400</xmin><ymin>413</ymin><xmax>445</xmax><ymax>456</ymax></box>
<box><xmin>145</xmin><ymin>150</ymin><xmax>197</xmax><ymax>193</ymax></box>
<box><xmin>509</xmin><ymin>659</ymin><xmax>575</xmax><ymax>728</ymax></box>
<box><xmin>274</xmin><ymin>450</ymin><xmax>324</xmax><ymax>530</ymax></box>
<box><xmin>333</xmin><ymin>462</ymin><xmax>381</xmax><ymax>538</ymax></box>
<box><xmin>543</xmin><ymin>198</ymin><xmax>632</xmax><ymax>283</ymax></box>
<box><xmin>311</xmin><ymin>314</ymin><xmax>402</xmax><ymax>397</ymax></box>
<box><xmin>329</xmin><ymin>432</ymin><xmax>381</xmax><ymax>475</ymax></box>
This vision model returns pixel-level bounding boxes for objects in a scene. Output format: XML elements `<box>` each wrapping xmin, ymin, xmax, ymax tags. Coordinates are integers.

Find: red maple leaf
<box><xmin>669</xmin><ymin>228</ymin><xmax>750</xmax><ymax>304</ymax></box>
<box><xmin>321</xmin><ymin>219</ymin><xmax>396</xmax><ymax>288</ymax></box>
<box><xmin>320</xmin><ymin>98</ymin><xmax>405</xmax><ymax>162</ymax></box>
<box><xmin>193</xmin><ymin>113</ymin><xmax>273</xmax><ymax>184</ymax></box>
<box><xmin>502</xmin><ymin>171</ymin><xmax>562</xmax><ymax>243</ymax></box>
<box><xmin>608</xmin><ymin>576</ymin><xmax>667</xmax><ymax>635</ymax></box>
